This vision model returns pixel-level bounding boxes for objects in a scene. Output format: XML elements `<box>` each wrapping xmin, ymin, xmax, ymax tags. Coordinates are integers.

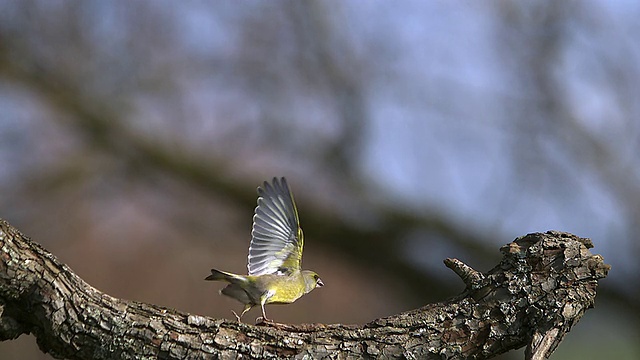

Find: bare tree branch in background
<box><xmin>0</xmin><ymin>33</ymin><xmax>499</xmax><ymax>304</ymax></box>
<box><xmin>288</xmin><ymin>2</ymin><xmax>367</xmax><ymax>179</ymax></box>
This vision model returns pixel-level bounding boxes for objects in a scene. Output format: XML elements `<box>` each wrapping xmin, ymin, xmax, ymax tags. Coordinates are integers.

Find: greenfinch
<box><xmin>205</xmin><ymin>177</ymin><xmax>323</xmax><ymax>322</ymax></box>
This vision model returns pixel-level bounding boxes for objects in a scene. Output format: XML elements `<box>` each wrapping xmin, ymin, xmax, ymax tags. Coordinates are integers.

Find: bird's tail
<box><xmin>205</xmin><ymin>269</ymin><xmax>245</xmax><ymax>283</ymax></box>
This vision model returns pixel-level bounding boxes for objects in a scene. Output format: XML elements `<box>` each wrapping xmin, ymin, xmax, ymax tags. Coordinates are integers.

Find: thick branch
<box><xmin>0</xmin><ymin>219</ymin><xmax>609</xmax><ymax>359</ymax></box>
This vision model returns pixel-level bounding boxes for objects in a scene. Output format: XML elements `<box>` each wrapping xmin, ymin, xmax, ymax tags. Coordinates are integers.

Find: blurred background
<box><xmin>0</xmin><ymin>1</ymin><xmax>637</xmax><ymax>359</ymax></box>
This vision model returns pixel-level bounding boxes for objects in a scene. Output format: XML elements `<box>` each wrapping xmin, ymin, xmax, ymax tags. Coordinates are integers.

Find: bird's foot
<box><xmin>255</xmin><ymin>316</ymin><xmax>274</xmax><ymax>325</ymax></box>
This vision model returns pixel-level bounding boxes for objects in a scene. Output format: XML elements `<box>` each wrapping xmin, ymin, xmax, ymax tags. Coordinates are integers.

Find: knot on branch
<box><xmin>444</xmin><ymin>258</ymin><xmax>486</xmax><ymax>290</ymax></box>
<box><xmin>445</xmin><ymin>230</ymin><xmax>610</xmax><ymax>359</ymax></box>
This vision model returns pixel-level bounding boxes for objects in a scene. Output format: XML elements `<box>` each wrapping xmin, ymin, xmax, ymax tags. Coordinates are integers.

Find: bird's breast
<box><xmin>261</xmin><ymin>274</ymin><xmax>306</xmax><ymax>304</ymax></box>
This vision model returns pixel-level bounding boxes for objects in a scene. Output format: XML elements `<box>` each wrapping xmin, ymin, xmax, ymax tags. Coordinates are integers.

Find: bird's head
<box><xmin>301</xmin><ymin>270</ymin><xmax>324</xmax><ymax>293</ymax></box>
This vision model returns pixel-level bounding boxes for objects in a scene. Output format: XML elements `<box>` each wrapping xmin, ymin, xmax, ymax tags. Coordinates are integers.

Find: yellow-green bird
<box><xmin>205</xmin><ymin>177</ymin><xmax>323</xmax><ymax>322</ymax></box>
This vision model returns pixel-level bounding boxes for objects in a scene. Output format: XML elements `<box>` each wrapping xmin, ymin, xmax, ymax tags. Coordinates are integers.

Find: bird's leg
<box><xmin>231</xmin><ymin>310</ymin><xmax>241</xmax><ymax>322</ymax></box>
<box><xmin>232</xmin><ymin>305</ymin><xmax>252</xmax><ymax>322</ymax></box>
<box><xmin>261</xmin><ymin>302</ymin><xmax>269</xmax><ymax>321</ymax></box>
<box><xmin>255</xmin><ymin>300</ymin><xmax>274</xmax><ymax>324</ymax></box>
<box><xmin>255</xmin><ymin>291</ymin><xmax>275</xmax><ymax>324</ymax></box>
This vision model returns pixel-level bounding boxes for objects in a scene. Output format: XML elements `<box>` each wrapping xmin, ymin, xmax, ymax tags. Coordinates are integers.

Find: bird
<box><xmin>205</xmin><ymin>177</ymin><xmax>323</xmax><ymax>322</ymax></box>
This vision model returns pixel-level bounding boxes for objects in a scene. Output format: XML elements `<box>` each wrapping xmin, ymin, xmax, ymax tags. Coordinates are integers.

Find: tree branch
<box><xmin>0</xmin><ymin>219</ymin><xmax>609</xmax><ymax>359</ymax></box>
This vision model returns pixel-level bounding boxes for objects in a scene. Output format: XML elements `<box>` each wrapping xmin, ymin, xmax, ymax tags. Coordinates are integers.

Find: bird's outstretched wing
<box><xmin>248</xmin><ymin>177</ymin><xmax>304</xmax><ymax>276</ymax></box>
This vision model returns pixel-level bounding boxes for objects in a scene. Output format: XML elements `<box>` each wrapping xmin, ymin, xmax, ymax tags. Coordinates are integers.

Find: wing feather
<box><xmin>247</xmin><ymin>177</ymin><xmax>304</xmax><ymax>275</ymax></box>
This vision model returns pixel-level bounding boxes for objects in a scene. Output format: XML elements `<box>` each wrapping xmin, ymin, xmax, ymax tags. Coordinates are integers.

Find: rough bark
<box><xmin>0</xmin><ymin>219</ymin><xmax>609</xmax><ymax>359</ymax></box>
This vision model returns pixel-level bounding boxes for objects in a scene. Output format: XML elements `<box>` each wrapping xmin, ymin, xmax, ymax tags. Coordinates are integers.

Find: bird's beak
<box><xmin>317</xmin><ymin>279</ymin><xmax>324</xmax><ymax>287</ymax></box>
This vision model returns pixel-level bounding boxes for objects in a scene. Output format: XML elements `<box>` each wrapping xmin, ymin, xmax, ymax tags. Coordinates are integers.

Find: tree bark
<box><xmin>0</xmin><ymin>219</ymin><xmax>609</xmax><ymax>359</ymax></box>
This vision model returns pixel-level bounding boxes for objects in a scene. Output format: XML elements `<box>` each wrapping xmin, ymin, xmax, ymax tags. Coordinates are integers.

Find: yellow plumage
<box><xmin>205</xmin><ymin>177</ymin><xmax>323</xmax><ymax>322</ymax></box>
